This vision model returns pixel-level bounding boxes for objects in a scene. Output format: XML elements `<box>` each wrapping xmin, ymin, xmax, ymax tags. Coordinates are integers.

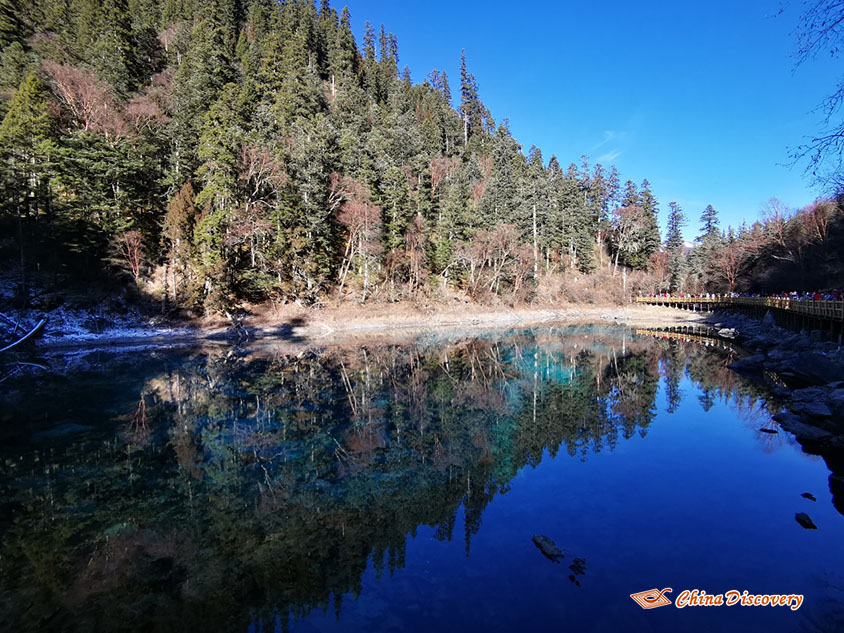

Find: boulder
<box><xmin>792</xmin><ymin>387</ymin><xmax>829</xmax><ymax>403</ymax></box>
<box><xmin>827</xmin><ymin>388</ymin><xmax>844</xmax><ymax>411</ymax></box>
<box><xmin>768</xmin><ymin>348</ymin><xmax>792</xmax><ymax>361</ymax></box>
<box><xmin>769</xmin><ymin>385</ymin><xmax>791</xmax><ymax>398</ymax></box>
<box><xmin>773</xmin><ymin>412</ymin><xmax>833</xmax><ymax>441</ymax></box>
<box><xmin>790</xmin><ymin>400</ymin><xmax>833</xmax><ymax>418</ymax></box>
<box><xmin>727</xmin><ymin>354</ymin><xmax>766</xmax><ymax>373</ymax></box>
<box><xmin>787</xmin><ymin>352</ymin><xmax>844</xmax><ymax>386</ymax></box>
<box><xmin>764</xmin><ymin>359</ymin><xmax>792</xmax><ymax>374</ymax></box>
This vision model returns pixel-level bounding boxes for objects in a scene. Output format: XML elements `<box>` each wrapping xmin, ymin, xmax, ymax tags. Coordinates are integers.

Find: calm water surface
<box><xmin>1</xmin><ymin>326</ymin><xmax>843</xmax><ymax>633</ymax></box>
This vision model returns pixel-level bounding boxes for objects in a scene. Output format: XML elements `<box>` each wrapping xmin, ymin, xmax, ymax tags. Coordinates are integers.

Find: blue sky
<box><xmin>343</xmin><ymin>0</ymin><xmax>840</xmax><ymax>240</ymax></box>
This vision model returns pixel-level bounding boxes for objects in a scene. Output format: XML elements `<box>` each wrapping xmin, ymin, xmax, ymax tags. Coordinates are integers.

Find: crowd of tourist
<box><xmin>643</xmin><ymin>290</ymin><xmax>843</xmax><ymax>301</ymax></box>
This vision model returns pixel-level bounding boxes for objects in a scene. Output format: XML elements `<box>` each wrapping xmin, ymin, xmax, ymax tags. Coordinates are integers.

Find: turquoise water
<box><xmin>1</xmin><ymin>326</ymin><xmax>842</xmax><ymax>632</ymax></box>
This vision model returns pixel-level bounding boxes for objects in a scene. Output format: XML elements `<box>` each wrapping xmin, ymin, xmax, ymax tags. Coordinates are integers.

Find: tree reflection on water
<box><xmin>0</xmin><ymin>326</ymin><xmax>779</xmax><ymax>632</ymax></box>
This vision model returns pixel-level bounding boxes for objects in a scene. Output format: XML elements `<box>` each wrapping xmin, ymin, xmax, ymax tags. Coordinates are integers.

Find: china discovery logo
<box><xmin>631</xmin><ymin>587</ymin><xmax>804</xmax><ymax>611</ymax></box>
<box><xmin>630</xmin><ymin>588</ymin><xmax>673</xmax><ymax>609</ymax></box>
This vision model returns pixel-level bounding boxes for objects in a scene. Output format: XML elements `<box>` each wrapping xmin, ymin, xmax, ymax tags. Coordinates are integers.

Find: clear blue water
<box><xmin>1</xmin><ymin>326</ymin><xmax>843</xmax><ymax>633</ymax></box>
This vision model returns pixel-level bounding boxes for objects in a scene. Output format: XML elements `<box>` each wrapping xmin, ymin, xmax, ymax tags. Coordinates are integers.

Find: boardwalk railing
<box><xmin>635</xmin><ymin>296</ymin><xmax>844</xmax><ymax>323</ymax></box>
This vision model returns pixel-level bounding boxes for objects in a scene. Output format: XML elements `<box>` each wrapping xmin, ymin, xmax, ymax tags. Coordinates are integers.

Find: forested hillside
<box><xmin>0</xmin><ymin>0</ymin><xmax>841</xmax><ymax>316</ymax></box>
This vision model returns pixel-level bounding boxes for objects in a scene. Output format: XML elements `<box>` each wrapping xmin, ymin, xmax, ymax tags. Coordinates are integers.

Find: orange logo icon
<box><xmin>631</xmin><ymin>587</ymin><xmax>673</xmax><ymax>609</ymax></box>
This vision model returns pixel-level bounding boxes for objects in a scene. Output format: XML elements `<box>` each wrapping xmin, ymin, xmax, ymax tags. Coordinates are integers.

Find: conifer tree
<box><xmin>0</xmin><ymin>0</ymin><xmax>27</xmax><ymax>50</ymax></box>
<box><xmin>90</xmin><ymin>0</ymin><xmax>140</xmax><ymax>97</ymax></box>
<box><xmin>480</xmin><ymin>122</ymin><xmax>519</xmax><ymax>227</ymax></box>
<box><xmin>665</xmin><ymin>201</ymin><xmax>687</xmax><ymax>291</ymax></box>
<box><xmin>381</xmin><ymin>165</ymin><xmax>412</xmax><ymax>254</ymax></box>
<box><xmin>0</xmin><ymin>71</ymin><xmax>55</xmax><ymax>217</ymax></box>
<box><xmin>686</xmin><ymin>203</ymin><xmax>723</xmax><ymax>291</ymax></box>
<box><xmin>665</xmin><ymin>201</ymin><xmax>686</xmax><ymax>250</ymax></box>
<box><xmin>699</xmin><ymin>204</ymin><xmax>720</xmax><ymax>241</ymax></box>
<box><xmin>0</xmin><ymin>70</ymin><xmax>56</xmax><ymax>290</ymax></box>
<box><xmin>634</xmin><ymin>178</ymin><xmax>661</xmax><ymax>268</ymax></box>
<box><xmin>459</xmin><ymin>50</ymin><xmax>483</xmax><ymax>146</ymax></box>
<box><xmin>169</xmin><ymin>11</ymin><xmax>235</xmax><ymax>180</ymax></box>
<box><xmin>621</xmin><ymin>180</ymin><xmax>639</xmax><ymax>207</ymax></box>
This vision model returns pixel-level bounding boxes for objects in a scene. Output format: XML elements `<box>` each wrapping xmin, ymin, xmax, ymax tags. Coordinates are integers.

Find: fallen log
<box><xmin>0</xmin><ymin>317</ymin><xmax>48</xmax><ymax>353</ymax></box>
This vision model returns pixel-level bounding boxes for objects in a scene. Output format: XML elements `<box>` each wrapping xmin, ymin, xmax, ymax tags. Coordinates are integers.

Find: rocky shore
<box><xmin>715</xmin><ymin>310</ymin><xmax>844</xmax><ymax>514</ymax></box>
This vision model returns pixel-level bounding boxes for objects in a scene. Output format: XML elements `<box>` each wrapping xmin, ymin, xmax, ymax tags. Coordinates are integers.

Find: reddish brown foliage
<box><xmin>113</xmin><ymin>230</ymin><xmax>145</xmax><ymax>283</ymax></box>
<box><xmin>430</xmin><ymin>156</ymin><xmax>459</xmax><ymax>190</ymax></box>
<box><xmin>240</xmin><ymin>146</ymin><xmax>287</xmax><ymax>205</ymax></box>
<box><xmin>43</xmin><ymin>61</ymin><xmax>129</xmax><ymax>141</ymax></box>
<box><xmin>125</xmin><ymin>93</ymin><xmax>166</xmax><ymax>131</ymax></box>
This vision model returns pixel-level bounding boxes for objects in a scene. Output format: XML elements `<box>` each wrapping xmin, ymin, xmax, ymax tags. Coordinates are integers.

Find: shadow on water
<box><xmin>0</xmin><ymin>326</ymin><xmax>838</xmax><ymax>632</ymax></box>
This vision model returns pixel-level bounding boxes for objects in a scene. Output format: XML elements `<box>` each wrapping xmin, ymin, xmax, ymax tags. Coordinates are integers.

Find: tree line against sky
<box><xmin>1</xmin><ymin>0</ymin><xmax>841</xmax><ymax>313</ymax></box>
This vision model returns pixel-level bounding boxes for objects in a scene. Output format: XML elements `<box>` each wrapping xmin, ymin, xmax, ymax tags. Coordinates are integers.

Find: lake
<box><xmin>1</xmin><ymin>325</ymin><xmax>843</xmax><ymax>633</ymax></box>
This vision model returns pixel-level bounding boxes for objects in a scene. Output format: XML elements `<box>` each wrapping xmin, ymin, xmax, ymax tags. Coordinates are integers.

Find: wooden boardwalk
<box><xmin>635</xmin><ymin>296</ymin><xmax>844</xmax><ymax>320</ymax></box>
<box><xmin>635</xmin><ymin>295</ymin><xmax>844</xmax><ymax>341</ymax></box>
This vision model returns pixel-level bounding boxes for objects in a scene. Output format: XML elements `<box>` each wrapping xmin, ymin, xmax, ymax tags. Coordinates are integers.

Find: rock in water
<box><xmin>790</xmin><ymin>352</ymin><xmax>844</xmax><ymax>387</ymax></box>
<box><xmin>759</xmin><ymin>428</ymin><xmax>778</xmax><ymax>434</ymax></box>
<box><xmin>569</xmin><ymin>557</ymin><xmax>587</xmax><ymax>576</ymax></box>
<box><xmin>795</xmin><ymin>512</ymin><xmax>818</xmax><ymax>530</ymax></box>
<box><xmin>532</xmin><ymin>535</ymin><xmax>566</xmax><ymax>563</ymax></box>
<box><xmin>801</xmin><ymin>493</ymin><xmax>817</xmax><ymax>502</ymax></box>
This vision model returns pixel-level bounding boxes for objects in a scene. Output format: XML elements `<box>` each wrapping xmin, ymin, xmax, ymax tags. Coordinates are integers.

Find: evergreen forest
<box><xmin>1</xmin><ymin>0</ymin><xmax>842</xmax><ymax>315</ymax></box>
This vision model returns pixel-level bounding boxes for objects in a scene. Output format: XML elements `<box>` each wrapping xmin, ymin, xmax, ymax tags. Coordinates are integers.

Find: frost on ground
<box><xmin>6</xmin><ymin>306</ymin><xmax>194</xmax><ymax>347</ymax></box>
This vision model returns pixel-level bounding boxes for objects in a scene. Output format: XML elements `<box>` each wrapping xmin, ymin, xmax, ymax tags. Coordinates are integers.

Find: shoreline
<box><xmin>29</xmin><ymin>304</ymin><xmax>713</xmax><ymax>351</ymax></box>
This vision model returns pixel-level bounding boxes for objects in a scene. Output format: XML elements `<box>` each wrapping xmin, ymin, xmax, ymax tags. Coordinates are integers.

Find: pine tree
<box><xmin>524</xmin><ymin>145</ymin><xmax>549</xmax><ymax>282</ymax></box>
<box><xmin>621</xmin><ymin>180</ymin><xmax>639</xmax><ymax>207</ymax></box>
<box><xmin>163</xmin><ymin>181</ymin><xmax>199</xmax><ymax>304</ymax></box>
<box><xmin>325</xmin><ymin>5</ymin><xmax>358</xmax><ymax>95</ymax></box>
<box><xmin>195</xmin><ymin>83</ymin><xmax>245</xmax><ymax>213</ymax></box>
<box><xmin>270</xmin><ymin>26</ymin><xmax>326</xmax><ymax>133</ymax></box>
<box><xmin>286</xmin><ymin>114</ymin><xmax>340</xmax><ymax>297</ymax></box>
<box><xmin>459</xmin><ymin>50</ymin><xmax>483</xmax><ymax>146</ymax></box>
<box><xmin>381</xmin><ymin>165</ymin><xmax>412</xmax><ymax>253</ymax></box>
<box><xmin>665</xmin><ymin>201</ymin><xmax>687</xmax><ymax>291</ymax></box>
<box><xmin>634</xmin><ymin>178</ymin><xmax>660</xmax><ymax>268</ymax></box>
<box><xmin>0</xmin><ymin>70</ymin><xmax>56</xmax><ymax>291</ymax></box>
<box><xmin>479</xmin><ymin>122</ymin><xmax>519</xmax><ymax>227</ymax></box>
<box><xmin>169</xmin><ymin>12</ymin><xmax>236</xmax><ymax>181</ymax></box>
<box><xmin>0</xmin><ymin>70</ymin><xmax>55</xmax><ymax>215</ymax></box>
<box><xmin>699</xmin><ymin>204</ymin><xmax>720</xmax><ymax>241</ymax></box>
<box><xmin>687</xmin><ymin>204</ymin><xmax>722</xmax><ymax>291</ymax></box>
<box><xmin>665</xmin><ymin>201</ymin><xmax>686</xmax><ymax>250</ymax></box>
<box><xmin>0</xmin><ymin>42</ymin><xmax>32</xmax><ymax>118</ymax></box>
<box><xmin>0</xmin><ymin>0</ymin><xmax>27</xmax><ymax>50</ymax></box>
<box><xmin>90</xmin><ymin>0</ymin><xmax>141</xmax><ymax>97</ymax></box>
